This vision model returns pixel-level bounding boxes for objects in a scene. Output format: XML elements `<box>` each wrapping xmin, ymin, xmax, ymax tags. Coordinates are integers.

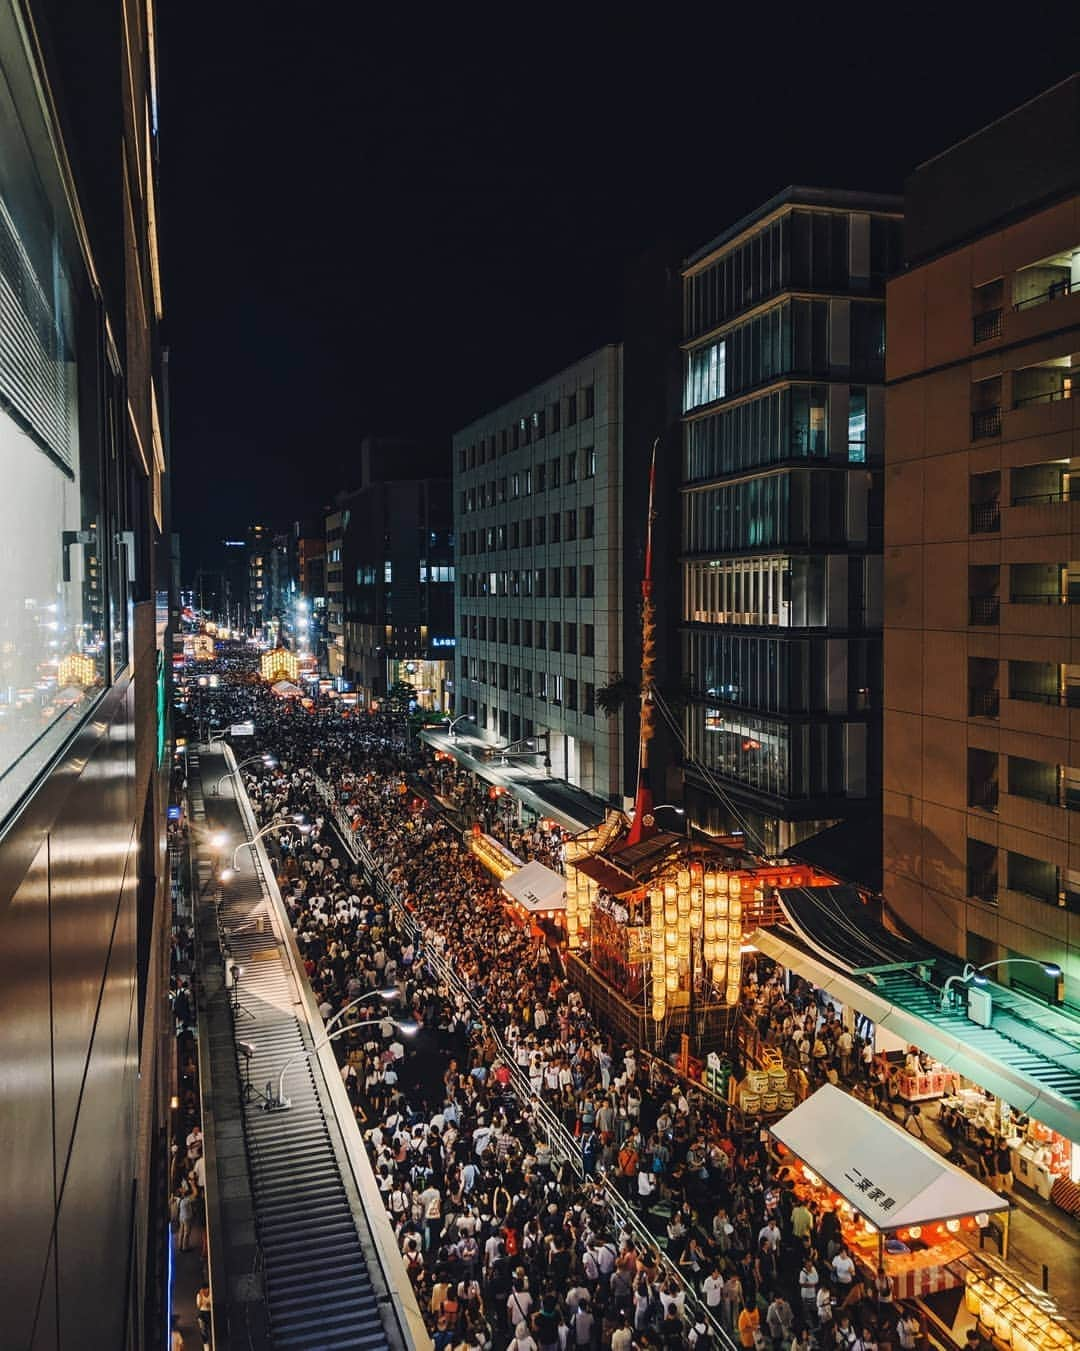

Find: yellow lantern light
<box><xmin>946</xmin><ymin>1219</ymin><xmax>960</xmax><ymax>1234</ymax></box>
<box><xmin>727</xmin><ymin>938</ymin><xmax>741</xmax><ymax>962</ymax></box>
<box><xmin>691</xmin><ymin>883</ymin><xmax>703</xmax><ymax>906</ymax></box>
<box><xmin>665</xmin><ymin>950</ymin><xmax>679</xmax><ymax>971</ymax></box>
<box><xmin>664</xmin><ymin>902</ymin><xmax>677</xmax><ymax>927</ymax></box>
<box><xmin>716</xmin><ymin>919</ymin><xmax>728</xmax><ymax>940</ymax></box>
<box><xmin>652</xmin><ymin>1000</ymin><xmax>666</xmax><ymax>1022</ymax></box>
<box><xmin>703</xmin><ymin>872</ymin><xmax>717</xmax><ymax>896</ymax></box>
<box><xmin>665</xmin><ymin>928</ymin><xmax>678</xmax><ymax>949</ymax></box>
<box><xmin>704</xmin><ymin>896</ymin><xmax>717</xmax><ymax>920</ymax></box>
<box><xmin>690</xmin><ymin>905</ymin><xmax>703</xmax><ymax>933</ymax></box>
<box><xmin>730</xmin><ymin>895</ymin><xmax>742</xmax><ymax>918</ymax></box>
<box><xmin>651</xmin><ymin>934</ymin><xmax>665</xmax><ymax>956</ymax></box>
<box><xmin>663</xmin><ymin>881</ymin><xmax>677</xmax><ymax>904</ymax></box>
<box><xmin>715</xmin><ymin>871</ymin><xmax>729</xmax><ymax>895</ymax></box>
<box><xmin>665</xmin><ymin>972</ymin><xmax>679</xmax><ymax>993</ymax></box>
<box><xmin>716</xmin><ymin>896</ymin><xmax>728</xmax><ymax>918</ymax></box>
<box><xmin>677</xmin><ymin>913</ymin><xmax>690</xmax><ymax>936</ymax></box>
<box><xmin>703</xmin><ymin>939</ymin><xmax>717</xmax><ymax>963</ymax></box>
<box><xmin>712</xmin><ymin>961</ymin><xmax>726</xmax><ymax>983</ymax></box>
<box><xmin>677</xmin><ymin>869</ymin><xmax>691</xmax><ymax>893</ymax></box>
<box><xmin>704</xmin><ymin>919</ymin><xmax>717</xmax><ymax>942</ymax></box>
<box><xmin>651</xmin><ymin>905</ymin><xmax>663</xmax><ymax>933</ymax></box>
<box><xmin>677</xmin><ymin>892</ymin><xmax>690</xmax><ymax>917</ymax></box>
<box><xmin>58</xmin><ymin>652</ymin><xmax>97</xmax><ymax>687</ymax></box>
<box><xmin>261</xmin><ymin>646</ymin><xmax>300</xmax><ymax>683</ymax></box>
<box><xmin>677</xmin><ymin>933</ymin><xmax>690</xmax><ymax>959</ymax></box>
<box><xmin>726</xmin><ymin>982</ymin><xmax>740</xmax><ymax>1004</ymax></box>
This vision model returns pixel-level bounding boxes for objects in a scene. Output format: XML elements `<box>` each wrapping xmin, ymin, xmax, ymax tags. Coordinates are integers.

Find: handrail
<box><xmin>229</xmin><ymin>752</ymin><xmax>431</xmax><ymax>1351</ymax></box>
<box><xmin>310</xmin><ymin>772</ymin><xmax>736</xmax><ymax>1351</ymax></box>
<box><xmin>1013</xmin><ymin>277</ymin><xmax>1076</xmax><ymax>311</ymax></box>
<box><xmin>1013</xmin><ymin>388</ymin><xmax>1074</xmax><ymax>409</ymax></box>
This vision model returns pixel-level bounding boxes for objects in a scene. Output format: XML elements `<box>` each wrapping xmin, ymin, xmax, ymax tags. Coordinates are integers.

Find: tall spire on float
<box><xmin>625</xmin><ymin>439</ymin><xmax>659</xmax><ymax>847</ymax></box>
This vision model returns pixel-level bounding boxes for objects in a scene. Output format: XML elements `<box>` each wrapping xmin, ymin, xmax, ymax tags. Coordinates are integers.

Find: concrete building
<box><xmin>884</xmin><ymin>76</ymin><xmax>1080</xmax><ymax>1006</ymax></box>
<box><xmin>680</xmin><ymin>188</ymin><xmax>902</xmax><ymax>860</ymax></box>
<box><xmin>340</xmin><ymin>477</ymin><xmax>454</xmax><ymax>707</ymax></box>
<box><xmin>0</xmin><ymin>0</ymin><xmax>173</xmax><ymax>1345</ymax></box>
<box><xmin>324</xmin><ymin>437</ymin><xmax>453</xmax><ymax>698</ymax></box>
<box><xmin>453</xmin><ymin>346</ymin><xmax>625</xmax><ymax>802</ymax></box>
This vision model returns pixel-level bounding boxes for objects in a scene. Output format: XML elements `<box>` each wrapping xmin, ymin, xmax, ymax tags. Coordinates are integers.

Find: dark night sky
<box><xmin>157</xmin><ymin>6</ymin><xmax>1079</xmax><ymax>572</ymax></box>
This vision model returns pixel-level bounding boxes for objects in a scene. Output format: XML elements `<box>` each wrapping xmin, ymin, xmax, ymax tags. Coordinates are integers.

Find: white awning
<box><xmin>502</xmin><ymin>861</ymin><xmax>566</xmax><ymax>913</ymax></box>
<box><xmin>771</xmin><ymin>1084</ymin><xmax>1007</xmax><ymax>1229</ymax></box>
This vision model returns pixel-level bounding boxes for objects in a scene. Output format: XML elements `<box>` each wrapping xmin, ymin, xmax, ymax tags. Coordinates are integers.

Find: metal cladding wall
<box><xmin>0</xmin><ymin>675</ymin><xmax>144</xmax><ymax>1351</ymax></box>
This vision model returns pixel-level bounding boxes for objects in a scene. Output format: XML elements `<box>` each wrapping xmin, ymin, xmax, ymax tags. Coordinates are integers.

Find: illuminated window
<box><xmin>684</xmin><ymin>340</ymin><xmax>726</xmax><ymax>411</ymax></box>
<box><xmin>848</xmin><ymin>387</ymin><xmax>867</xmax><ymax>462</ymax></box>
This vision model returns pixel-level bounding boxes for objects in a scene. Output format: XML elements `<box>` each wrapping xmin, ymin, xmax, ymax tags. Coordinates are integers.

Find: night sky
<box><xmin>158</xmin><ymin>7</ymin><xmax>1079</xmax><ymax>572</ymax></box>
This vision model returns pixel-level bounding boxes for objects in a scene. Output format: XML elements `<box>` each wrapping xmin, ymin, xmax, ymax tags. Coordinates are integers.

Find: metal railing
<box><xmin>967</xmin><ymin>873</ymin><xmax>999</xmax><ymax>906</ymax></box>
<box><xmin>972</xmin><ymin>308</ymin><xmax>1003</xmax><ymax>343</ymax></box>
<box><xmin>969</xmin><ymin>501</ymin><xmax>1001</xmax><ymax>533</ymax></box>
<box><xmin>967</xmin><ymin>781</ymin><xmax>999</xmax><ymax>812</ymax></box>
<box><xmin>1013</xmin><ymin>387</ymin><xmax>1073</xmax><ymax>409</ymax></box>
<box><xmin>969</xmin><ymin>596</ymin><xmax>1000</xmax><ymax>625</ymax></box>
<box><xmin>310</xmin><ymin>773</ymin><xmax>737</xmax><ymax>1350</ymax></box>
<box><xmin>1013</xmin><ymin>277</ymin><xmax>1076</xmax><ymax>311</ymax></box>
<box><xmin>1010</xmin><ymin>489</ymin><xmax>1068</xmax><ymax>506</ymax></box>
<box><xmin>1008</xmin><ymin>592</ymin><xmax>1071</xmax><ymax>605</ymax></box>
<box><xmin>1008</xmin><ymin>685</ymin><xmax>1080</xmax><ymax>708</ymax></box>
<box><xmin>971</xmin><ymin>406</ymin><xmax>1002</xmax><ymax>439</ymax></box>
<box><xmin>968</xmin><ymin>687</ymin><xmax>999</xmax><ymax>718</ymax></box>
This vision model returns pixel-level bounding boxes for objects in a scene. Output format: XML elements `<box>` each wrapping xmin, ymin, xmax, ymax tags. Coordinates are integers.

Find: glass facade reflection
<box><xmin>680</xmin><ymin>190</ymin><xmax>898</xmax><ymax>841</ymax></box>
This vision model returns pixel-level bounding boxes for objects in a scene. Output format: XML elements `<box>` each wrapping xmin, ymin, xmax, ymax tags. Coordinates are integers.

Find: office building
<box><xmin>324</xmin><ymin>436</ymin><xmax>453</xmax><ymax>700</ymax></box>
<box><xmin>884</xmin><ymin>77</ymin><xmax>1080</xmax><ymax>1004</ymax></box>
<box><xmin>680</xmin><ymin>188</ymin><xmax>902</xmax><ymax>859</ymax></box>
<box><xmin>454</xmin><ymin>346</ymin><xmax>626</xmax><ymax>800</ymax></box>
<box><xmin>343</xmin><ymin>478</ymin><xmax>454</xmax><ymax>707</ymax></box>
<box><xmin>0</xmin><ymin>0</ymin><xmax>172</xmax><ymax>1345</ymax></box>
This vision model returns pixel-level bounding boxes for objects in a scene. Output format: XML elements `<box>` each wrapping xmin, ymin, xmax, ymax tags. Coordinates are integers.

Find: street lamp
<box><xmin>646</xmin><ymin>804</ymin><xmax>687</xmax><ymax>833</ymax></box>
<box><xmin>268</xmin><ymin>1017</ymin><xmax>418</xmax><ymax>1109</ymax></box>
<box><xmin>215</xmin><ymin>753</ymin><xmax>276</xmax><ymax>796</ymax></box>
<box><xmin>232</xmin><ymin>818</ymin><xmax>311</xmax><ymax>871</ymax></box>
<box><xmin>321</xmin><ymin>987</ymin><xmax>401</xmax><ymax>1040</ymax></box>
<box><xmin>445</xmin><ymin>714</ymin><xmax>471</xmax><ymax>738</ymax></box>
<box><xmin>940</xmin><ymin>958</ymin><xmax>1063</xmax><ymax>1010</ymax></box>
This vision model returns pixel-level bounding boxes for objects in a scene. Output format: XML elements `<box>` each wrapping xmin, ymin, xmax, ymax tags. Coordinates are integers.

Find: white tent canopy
<box><xmin>771</xmin><ymin>1084</ymin><xmax>1007</xmax><ymax>1230</ymax></box>
<box><xmin>502</xmin><ymin>861</ymin><xmax>566</xmax><ymax>913</ymax></box>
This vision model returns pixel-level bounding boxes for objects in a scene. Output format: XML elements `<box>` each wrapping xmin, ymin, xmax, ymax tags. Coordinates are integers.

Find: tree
<box><xmin>385</xmin><ymin>679</ymin><xmax>417</xmax><ymax>714</ymax></box>
<box><xmin>596</xmin><ymin>673</ymin><xmax>638</xmax><ymax>718</ymax></box>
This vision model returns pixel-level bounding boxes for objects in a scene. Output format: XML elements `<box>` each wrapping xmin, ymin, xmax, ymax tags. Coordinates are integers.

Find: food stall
<box><xmin>954</xmin><ymin>1250</ymin><xmax>1080</xmax><ymax>1351</ymax></box>
<box><xmin>772</xmin><ymin>1085</ymin><xmax>1009</xmax><ymax>1300</ymax></box>
<box><xmin>939</xmin><ymin>1086</ymin><xmax>1079</xmax><ymax>1206</ymax></box>
<box><xmin>500</xmin><ymin>860</ymin><xmax>566</xmax><ymax>940</ymax></box>
<box><xmin>466</xmin><ymin>827</ymin><xmax>522</xmax><ymax>881</ymax></box>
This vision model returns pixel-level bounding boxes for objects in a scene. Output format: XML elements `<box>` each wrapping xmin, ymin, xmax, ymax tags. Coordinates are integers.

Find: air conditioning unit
<box><xmin>967</xmin><ymin>986</ymin><xmax>993</xmax><ymax>1028</ymax></box>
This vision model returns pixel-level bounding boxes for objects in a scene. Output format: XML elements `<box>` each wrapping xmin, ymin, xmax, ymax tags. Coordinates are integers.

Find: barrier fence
<box><xmin>309</xmin><ymin>773</ymin><xmax>737</xmax><ymax>1350</ymax></box>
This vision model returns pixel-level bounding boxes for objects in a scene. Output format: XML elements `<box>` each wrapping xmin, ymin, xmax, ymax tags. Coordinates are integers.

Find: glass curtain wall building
<box><xmin>681</xmin><ymin>188</ymin><xmax>901</xmax><ymax>856</ymax></box>
<box><xmin>0</xmin><ymin>1</ymin><xmax>173</xmax><ymax>1347</ymax></box>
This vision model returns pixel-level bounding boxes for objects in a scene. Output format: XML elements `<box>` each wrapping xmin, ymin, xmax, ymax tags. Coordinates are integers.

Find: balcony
<box><xmin>1014</xmin><ymin>386</ymin><xmax>1073</xmax><ymax>410</ymax></box>
<box><xmin>1011</xmin><ymin>489</ymin><xmax>1067</xmax><ymax>506</ymax></box>
<box><xmin>1013</xmin><ymin>276</ymin><xmax>1077</xmax><ymax>312</ymax></box>
<box><xmin>969</xmin><ymin>596</ymin><xmax>1000</xmax><ymax>625</ymax></box>
<box><xmin>966</xmin><ymin>872</ymin><xmax>998</xmax><ymax>906</ymax></box>
<box><xmin>973</xmin><ymin>308</ymin><xmax>1003</xmax><ymax>344</ymax></box>
<box><xmin>969</xmin><ymin>501</ymin><xmax>1001</xmax><ymax>533</ymax></box>
<box><xmin>968</xmin><ymin>779</ymin><xmax>999</xmax><ymax>812</ymax></box>
<box><xmin>1010</xmin><ymin>685</ymin><xmax>1080</xmax><ymax>708</ymax></box>
<box><xmin>968</xmin><ymin>687</ymin><xmax>1000</xmax><ymax>718</ymax></box>
<box><xmin>972</xmin><ymin>406</ymin><xmax>1002</xmax><ymax>439</ymax></box>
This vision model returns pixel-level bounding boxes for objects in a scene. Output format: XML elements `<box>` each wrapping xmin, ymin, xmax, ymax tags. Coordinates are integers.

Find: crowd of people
<box><xmin>198</xmin><ymin>652</ymin><xmax>931</xmax><ymax>1351</ymax></box>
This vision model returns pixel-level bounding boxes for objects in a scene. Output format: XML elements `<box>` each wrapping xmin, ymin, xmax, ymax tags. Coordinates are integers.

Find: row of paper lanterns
<box><xmin>651</xmin><ymin>865</ymin><xmax>742</xmax><ymax>1022</ymax></box>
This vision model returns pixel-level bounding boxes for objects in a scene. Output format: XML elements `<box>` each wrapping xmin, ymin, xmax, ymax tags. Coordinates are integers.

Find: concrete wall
<box><xmin>884</xmin><ymin>192</ymin><xmax>1080</xmax><ymax>1005</ymax></box>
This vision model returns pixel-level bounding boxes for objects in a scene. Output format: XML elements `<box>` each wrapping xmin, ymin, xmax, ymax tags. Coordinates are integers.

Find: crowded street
<box><xmin>169</xmin><ymin>649</ymin><xmax>1080</xmax><ymax>1351</ymax></box>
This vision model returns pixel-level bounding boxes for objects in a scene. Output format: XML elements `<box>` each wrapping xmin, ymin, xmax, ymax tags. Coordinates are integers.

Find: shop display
<box><xmin>960</xmin><ymin>1256</ymin><xmax>1080</xmax><ymax>1351</ymax></box>
<box><xmin>467</xmin><ymin>828</ymin><xmax>522</xmax><ymax>881</ymax></box>
<box><xmin>897</xmin><ymin>1066</ymin><xmax>960</xmax><ymax>1101</ymax></box>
